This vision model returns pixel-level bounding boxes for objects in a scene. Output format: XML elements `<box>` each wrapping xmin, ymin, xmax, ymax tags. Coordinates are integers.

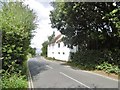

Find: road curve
<box><xmin>28</xmin><ymin>56</ymin><xmax>119</xmax><ymax>89</ymax></box>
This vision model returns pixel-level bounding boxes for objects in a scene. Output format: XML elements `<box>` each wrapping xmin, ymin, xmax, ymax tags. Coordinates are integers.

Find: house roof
<box><xmin>49</xmin><ymin>34</ymin><xmax>64</xmax><ymax>45</ymax></box>
<box><xmin>53</xmin><ymin>34</ymin><xmax>62</xmax><ymax>43</ymax></box>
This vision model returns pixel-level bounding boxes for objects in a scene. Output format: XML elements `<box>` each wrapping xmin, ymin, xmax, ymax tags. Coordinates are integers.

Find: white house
<box><xmin>47</xmin><ymin>34</ymin><xmax>78</xmax><ymax>61</ymax></box>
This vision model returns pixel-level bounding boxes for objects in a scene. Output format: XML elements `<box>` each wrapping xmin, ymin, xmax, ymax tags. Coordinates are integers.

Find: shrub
<box><xmin>70</xmin><ymin>49</ymin><xmax>120</xmax><ymax>74</ymax></box>
<box><xmin>1</xmin><ymin>59</ymin><xmax>28</xmax><ymax>89</ymax></box>
<box><xmin>2</xmin><ymin>71</ymin><xmax>28</xmax><ymax>89</ymax></box>
<box><xmin>70</xmin><ymin>50</ymin><xmax>103</xmax><ymax>70</ymax></box>
<box><xmin>96</xmin><ymin>62</ymin><xmax>119</xmax><ymax>74</ymax></box>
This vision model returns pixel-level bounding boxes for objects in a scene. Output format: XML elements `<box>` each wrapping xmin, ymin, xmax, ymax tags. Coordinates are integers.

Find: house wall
<box><xmin>47</xmin><ymin>42</ymin><xmax>71</xmax><ymax>61</ymax></box>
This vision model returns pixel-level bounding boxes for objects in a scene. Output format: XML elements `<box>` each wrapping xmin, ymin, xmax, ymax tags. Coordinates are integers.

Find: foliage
<box><xmin>41</xmin><ymin>32</ymin><xmax>55</xmax><ymax>56</ymax></box>
<box><xmin>70</xmin><ymin>50</ymin><xmax>120</xmax><ymax>74</ymax></box>
<box><xmin>50</xmin><ymin>2</ymin><xmax>120</xmax><ymax>74</ymax></box>
<box><xmin>28</xmin><ymin>47</ymin><xmax>36</xmax><ymax>57</ymax></box>
<box><xmin>48</xmin><ymin>31</ymin><xmax>55</xmax><ymax>44</ymax></box>
<box><xmin>50</xmin><ymin>2</ymin><xmax>120</xmax><ymax>50</ymax></box>
<box><xmin>70</xmin><ymin>50</ymin><xmax>103</xmax><ymax>70</ymax></box>
<box><xmin>0</xmin><ymin>1</ymin><xmax>36</xmax><ymax>73</ymax></box>
<box><xmin>2</xmin><ymin>71</ymin><xmax>28</xmax><ymax>89</ymax></box>
<box><xmin>21</xmin><ymin>60</ymin><xmax>28</xmax><ymax>76</ymax></box>
<box><xmin>1</xmin><ymin>56</ymin><xmax>28</xmax><ymax>89</ymax></box>
<box><xmin>96</xmin><ymin>62</ymin><xmax>119</xmax><ymax>74</ymax></box>
<box><xmin>0</xmin><ymin>1</ymin><xmax>37</xmax><ymax>89</ymax></box>
<box><xmin>41</xmin><ymin>41</ymin><xmax>48</xmax><ymax>57</ymax></box>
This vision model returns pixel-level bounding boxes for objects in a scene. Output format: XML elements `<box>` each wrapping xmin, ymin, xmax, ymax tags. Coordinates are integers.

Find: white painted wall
<box><xmin>47</xmin><ymin>42</ymin><xmax>77</xmax><ymax>61</ymax></box>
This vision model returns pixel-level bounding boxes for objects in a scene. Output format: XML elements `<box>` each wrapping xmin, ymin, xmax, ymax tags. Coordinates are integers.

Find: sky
<box><xmin>23</xmin><ymin>0</ymin><xmax>60</xmax><ymax>53</ymax></box>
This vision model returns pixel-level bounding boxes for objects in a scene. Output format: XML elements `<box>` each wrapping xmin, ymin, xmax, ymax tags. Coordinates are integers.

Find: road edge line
<box><xmin>27</xmin><ymin>60</ymin><xmax>34</xmax><ymax>90</ymax></box>
<box><xmin>81</xmin><ymin>70</ymin><xmax>118</xmax><ymax>82</ymax></box>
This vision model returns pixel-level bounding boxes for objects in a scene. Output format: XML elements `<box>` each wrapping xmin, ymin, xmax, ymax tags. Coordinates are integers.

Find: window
<box><xmin>52</xmin><ymin>52</ymin><xmax>54</xmax><ymax>54</ymax></box>
<box><xmin>58</xmin><ymin>43</ymin><xmax>60</xmax><ymax>48</ymax></box>
<box><xmin>71</xmin><ymin>46</ymin><xmax>73</xmax><ymax>49</ymax></box>
<box><xmin>67</xmin><ymin>44</ymin><xmax>70</xmax><ymax>48</ymax></box>
<box><xmin>63</xmin><ymin>52</ymin><xmax>65</xmax><ymax>55</ymax></box>
<box><xmin>64</xmin><ymin>43</ymin><xmax>66</xmax><ymax>46</ymax></box>
<box><xmin>58</xmin><ymin>52</ymin><xmax>60</xmax><ymax>54</ymax></box>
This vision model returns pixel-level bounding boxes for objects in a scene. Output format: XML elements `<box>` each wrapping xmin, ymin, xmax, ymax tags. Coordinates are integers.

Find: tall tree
<box><xmin>50</xmin><ymin>2</ymin><xmax>120</xmax><ymax>50</ymax></box>
<box><xmin>41</xmin><ymin>41</ymin><xmax>49</xmax><ymax>57</ymax></box>
<box><xmin>41</xmin><ymin>32</ymin><xmax>55</xmax><ymax>56</ymax></box>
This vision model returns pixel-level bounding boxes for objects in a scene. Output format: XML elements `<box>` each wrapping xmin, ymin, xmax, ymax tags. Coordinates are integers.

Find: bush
<box><xmin>1</xmin><ymin>59</ymin><xmax>28</xmax><ymax>89</ymax></box>
<box><xmin>21</xmin><ymin>60</ymin><xmax>28</xmax><ymax>76</ymax></box>
<box><xmin>2</xmin><ymin>71</ymin><xmax>28</xmax><ymax>89</ymax></box>
<box><xmin>70</xmin><ymin>50</ymin><xmax>103</xmax><ymax>70</ymax></box>
<box><xmin>96</xmin><ymin>62</ymin><xmax>119</xmax><ymax>74</ymax></box>
<box><xmin>70</xmin><ymin>49</ymin><xmax>120</xmax><ymax>74</ymax></box>
<box><xmin>101</xmin><ymin>49</ymin><xmax>120</xmax><ymax>65</ymax></box>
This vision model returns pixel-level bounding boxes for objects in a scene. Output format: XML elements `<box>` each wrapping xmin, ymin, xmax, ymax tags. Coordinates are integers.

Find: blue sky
<box><xmin>23</xmin><ymin>0</ymin><xmax>60</xmax><ymax>53</ymax></box>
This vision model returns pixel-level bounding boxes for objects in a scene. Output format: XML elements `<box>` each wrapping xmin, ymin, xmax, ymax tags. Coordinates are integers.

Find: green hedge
<box><xmin>70</xmin><ymin>50</ymin><xmax>103</xmax><ymax>70</ymax></box>
<box><xmin>0</xmin><ymin>2</ymin><xmax>37</xmax><ymax>89</ymax></box>
<box><xmin>70</xmin><ymin>49</ymin><xmax>120</xmax><ymax>74</ymax></box>
<box><xmin>0</xmin><ymin>2</ymin><xmax>36</xmax><ymax>73</ymax></box>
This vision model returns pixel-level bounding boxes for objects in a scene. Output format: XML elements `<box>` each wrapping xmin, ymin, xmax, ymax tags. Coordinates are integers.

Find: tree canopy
<box><xmin>41</xmin><ymin>32</ymin><xmax>55</xmax><ymax>56</ymax></box>
<box><xmin>50</xmin><ymin>2</ymin><xmax>120</xmax><ymax>50</ymax></box>
<box><xmin>50</xmin><ymin>2</ymin><xmax>120</xmax><ymax>74</ymax></box>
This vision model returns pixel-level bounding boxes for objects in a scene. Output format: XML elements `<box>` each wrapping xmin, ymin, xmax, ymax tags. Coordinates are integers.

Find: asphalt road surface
<box><xmin>28</xmin><ymin>56</ymin><xmax>119</xmax><ymax>89</ymax></box>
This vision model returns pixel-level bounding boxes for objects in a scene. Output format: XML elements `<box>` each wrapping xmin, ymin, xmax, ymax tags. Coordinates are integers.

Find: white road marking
<box><xmin>27</xmin><ymin>61</ymin><xmax>34</xmax><ymax>89</ymax></box>
<box><xmin>46</xmin><ymin>65</ymin><xmax>53</xmax><ymax>69</ymax></box>
<box><xmin>28</xmin><ymin>76</ymin><xmax>31</xmax><ymax>88</ymax></box>
<box><xmin>81</xmin><ymin>70</ymin><xmax>118</xmax><ymax>82</ymax></box>
<box><xmin>60</xmin><ymin>72</ymin><xmax>91</xmax><ymax>89</ymax></box>
<box><xmin>28</xmin><ymin>68</ymin><xmax>34</xmax><ymax>89</ymax></box>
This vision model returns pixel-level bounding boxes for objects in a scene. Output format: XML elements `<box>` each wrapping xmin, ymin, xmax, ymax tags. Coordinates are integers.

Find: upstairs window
<box><xmin>71</xmin><ymin>46</ymin><xmax>73</xmax><ymax>49</ymax></box>
<box><xmin>58</xmin><ymin>43</ymin><xmax>60</xmax><ymax>48</ymax></box>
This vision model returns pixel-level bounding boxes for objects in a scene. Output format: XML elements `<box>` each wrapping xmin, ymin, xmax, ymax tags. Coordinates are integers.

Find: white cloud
<box><xmin>23</xmin><ymin>0</ymin><xmax>59</xmax><ymax>50</ymax></box>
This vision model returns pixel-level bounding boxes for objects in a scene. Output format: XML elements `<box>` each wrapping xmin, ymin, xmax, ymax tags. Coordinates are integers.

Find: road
<box><xmin>28</xmin><ymin>56</ymin><xmax>119</xmax><ymax>89</ymax></box>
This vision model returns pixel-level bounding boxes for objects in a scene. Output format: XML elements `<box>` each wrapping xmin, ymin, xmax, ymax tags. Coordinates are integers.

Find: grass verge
<box><xmin>67</xmin><ymin>61</ymin><xmax>119</xmax><ymax>80</ymax></box>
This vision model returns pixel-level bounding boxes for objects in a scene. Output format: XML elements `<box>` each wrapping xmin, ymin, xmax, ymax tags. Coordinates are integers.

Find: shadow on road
<box><xmin>28</xmin><ymin>59</ymin><xmax>48</xmax><ymax>78</ymax></box>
